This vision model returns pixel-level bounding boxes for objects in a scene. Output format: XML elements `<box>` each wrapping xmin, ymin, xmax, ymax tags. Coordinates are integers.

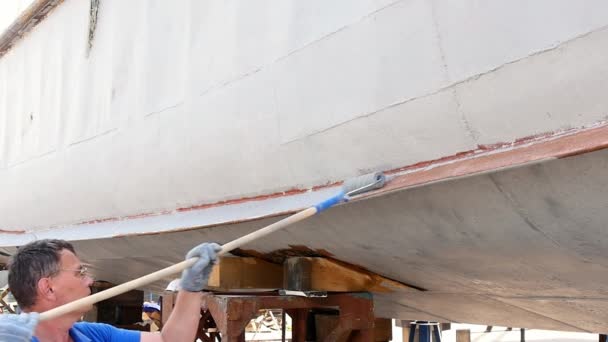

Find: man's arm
<box><xmin>142</xmin><ymin>243</ymin><xmax>220</xmax><ymax>342</ymax></box>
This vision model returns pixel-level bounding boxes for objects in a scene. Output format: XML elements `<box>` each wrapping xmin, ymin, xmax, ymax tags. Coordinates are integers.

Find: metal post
<box><xmin>520</xmin><ymin>328</ymin><xmax>525</xmax><ymax>342</ymax></box>
<box><xmin>281</xmin><ymin>310</ymin><xmax>286</xmax><ymax>342</ymax></box>
<box><xmin>290</xmin><ymin>309</ymin><xmax>307</xmax><ymax>342</ymax></box>
<box><xmin>432</xmin><ymin>324</ymin><xmax>442</xmax><ymax>342</ymax></box>
<box><xmin>408</xmin><ymin>322</ymin><xmax>417</xmax><ymax>342</ymax></box>
<box><xmin>419</xmin><ymin>322</ymin><xmax>431</xmax><ymax>342</ymax></box>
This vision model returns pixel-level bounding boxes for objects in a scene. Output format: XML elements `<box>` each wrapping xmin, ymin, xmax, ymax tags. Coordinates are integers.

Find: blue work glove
<box><xmin>0</xmin><ymin>312</ymin><xmax>39</xmax><ymax>342</ymax></box>
<box><xmin>180</xmin><ymin>242</ymin><xmax>221</xmax><ymax>292</ymax></box>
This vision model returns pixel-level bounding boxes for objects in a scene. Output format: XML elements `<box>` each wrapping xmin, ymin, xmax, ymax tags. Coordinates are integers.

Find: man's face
<box><xmin>50</xmin><ymin>249</ymin><xmax>94</xmax><ymax>313</ymax></box>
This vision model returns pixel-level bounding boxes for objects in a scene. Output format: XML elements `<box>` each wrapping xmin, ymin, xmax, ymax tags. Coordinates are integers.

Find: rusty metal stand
<box><xmin>198</xmin><ymin>292</ymin><xmax>375</xmax><ymax>342</ymax></box>
<box><xmin>0</xmin><ymin>288</ymin><xmax>14</xmax><ymax>314</ymax></box>
<box><xmin>197</xmin><ymin>309</ymin><xmax>222</xmax><ymax>342</ymax></box>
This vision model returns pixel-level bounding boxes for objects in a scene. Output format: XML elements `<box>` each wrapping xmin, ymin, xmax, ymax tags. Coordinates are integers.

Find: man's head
<box><xmin>8</xmin><ymin>239</ymin><xmax>93</xmax><ymax>313</ymax></box>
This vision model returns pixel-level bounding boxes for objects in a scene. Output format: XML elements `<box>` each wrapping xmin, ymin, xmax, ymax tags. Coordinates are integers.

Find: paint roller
<box><xmin>39</xmin><ymin>171</ymin><xmax>387</xmax><ymax>321</ymax></box>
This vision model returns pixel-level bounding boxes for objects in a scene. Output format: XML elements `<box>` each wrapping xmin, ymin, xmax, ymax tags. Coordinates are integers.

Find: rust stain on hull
<box><xmin>175</xmin><ymin>181</ymin><xmax>342</xmax><ymax>214</ymax></box>
<box><xmin>6</xmin><ymin>122</ymin><xmax>608</xmax><ymax>237</ymax></box>
<box><xmin>387</xmin><ymin>123</ymin><xmax>608</xmax><ymax>177</ymax></box>
<box><xmin>0</xmin><ymin>229</ymin><xmax>26</xmax><ymax>234</ymax></box>
<box><xmin>377</xmin><ymin>122</ymin><xmax>608</xmax><ymax>198</ymax></box>
<box><xmin>115</xmin><ymin>121</ymin><xmax>608</xmax><ymax>238</ymax></box>
<box><xmin>81</xmin><ymin>186</ymin><xmax>341</xmax><ymax>228</ymax></box>
<box><xmin>111</xmin><ymin>210</ymin><xmax>295</xmax><ymax>239</ymax></box>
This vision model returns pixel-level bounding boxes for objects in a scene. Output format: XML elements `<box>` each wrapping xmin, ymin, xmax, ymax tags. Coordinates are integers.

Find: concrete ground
<box><xmin>392</xmin><ymin>322</ymin><xmax>599</xmax><ymax>342</ymax></box>
<box><xmin>221</xmin><ymin>322</ymin><xmax>599</xmax><ymax>342</ymax></box>
<box><xmin>201</xmin><ymin>320</ymin><xmax>601</xmax><ymax>341</ymax></box>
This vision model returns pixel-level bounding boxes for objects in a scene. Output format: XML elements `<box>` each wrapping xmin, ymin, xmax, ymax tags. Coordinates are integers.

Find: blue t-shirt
<box><xmin>32</xmin><ymin>322</ymin><xmax>141</xmax><ymax>342</ymax></box>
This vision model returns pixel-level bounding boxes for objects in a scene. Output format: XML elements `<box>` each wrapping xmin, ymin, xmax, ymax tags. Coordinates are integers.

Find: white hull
<box><xmin>1</xmin><ymin>0</ymin><xmax>607</xmax><ymax>230</ymax></box>
<box><xmin>1</xmin><ymin>0</ymin><xmax>608</xmax><ymax>332</ymax></box>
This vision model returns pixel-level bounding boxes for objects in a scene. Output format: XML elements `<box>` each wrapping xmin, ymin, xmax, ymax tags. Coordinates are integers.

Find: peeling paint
<box><xmin>362</xmin><ymin>123</ymin><xmax>608</xmax><ymax>205</ymax></box>
<box><xmin>4</xmin><ymin>120</ymin><xmax>608</xmax><ymax>242</ymax></box>
<box><xmin>0</xmin><ymin>229</ymin><xmax>25</xmax><ymax>235</ymax></box>
<box><xmin>387</xmin><ymin>121</ymin><xmax>608</xmax><ymax>178</ymax></box>
<box><xmin>110</xmin><ymin>212</ymin><xmax>290</xmax><ymax>239</ymax></box>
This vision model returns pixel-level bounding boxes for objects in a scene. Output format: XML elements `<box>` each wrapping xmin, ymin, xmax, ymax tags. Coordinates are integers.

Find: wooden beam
<box><xmin>284</xmin><ymin>257</ymin><xmax>419</xmax><ymax>293</ymax></box>
<box><xmin>401</xmin><ymin>324</ymin><xmax>412</xmax><ymax>342</ymax></box>
<box><xmin>206</xmin><ymin>256</ymin><xmax>418</xmax><ymax>292</ymax></box>
<box><xmin>315</xmin><ymin>316</ymin><xmax>392</xmax><ymax>342</ymax></box>
<box><xmin>161</xmin><ymin>292</ymin><xmax>176</xmax><ymax>326</ymax></box>
<box><xmin>373</xmin><ymin>318</ymin><xmax>393</xmax><ymax>342</ymax></box>
<box><xmin>456</xmin><ymin>329</ymin><xmax>471</xmax><ymax>342</ymax></box>
<box><xmin>207</xmin><ymin>257</ymin><xmax>283</xmax><ymax>290</ymax></box>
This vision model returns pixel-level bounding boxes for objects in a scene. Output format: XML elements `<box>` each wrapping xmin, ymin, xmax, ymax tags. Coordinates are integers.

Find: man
<box><xmin>0</xmin><ymin>239</ymin><xmax>220</xmax><ymax>341</ymax></box>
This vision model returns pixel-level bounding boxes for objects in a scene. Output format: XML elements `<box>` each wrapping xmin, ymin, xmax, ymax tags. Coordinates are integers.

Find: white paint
<box><xmin>0</xmin><ymin>0</ymin><xmax>607</xmax><ymax>229</ymax></box>
<box><xmin>0</xmin><ymin>186</ymin><xmax>341</xmax><ymax>247</ymax></box>
<box><xmin>273</xmin><ymin>0</ymin><xmax>448</xmax><ymax>143</ymax></box>
<box><xmin>455</xmin><ymin>25</ymin><xmax>608</xmax><ymax>144</ymax></box>
<box><xmin>433</xmin><ymin>0</ymin><xmax>608</xmax><ymax>83</ymax></box>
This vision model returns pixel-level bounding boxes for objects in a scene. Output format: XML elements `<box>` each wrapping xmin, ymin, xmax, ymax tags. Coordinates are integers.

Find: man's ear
<box><xmin>37</xmin><ymin>277</ymin><xmax>56</xmax><ymax>301</ymax></box>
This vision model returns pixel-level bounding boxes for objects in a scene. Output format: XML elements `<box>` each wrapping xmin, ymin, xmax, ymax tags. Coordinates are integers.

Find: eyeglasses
<box><xmin>60</xmin><ymin>265</ymin><xmax>91</xmax><ymax>279</ymax></box>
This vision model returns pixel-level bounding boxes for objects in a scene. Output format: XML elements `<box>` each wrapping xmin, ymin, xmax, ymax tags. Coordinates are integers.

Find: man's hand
<box><xmin>0</xmin><ymin>312</ymin><xmax>39</xmax><ymax>342</ymax></box>
<box><xmin>180</xmin><ymin>242</ymin><xmax>221</xmax><ymax>292</ymax></box>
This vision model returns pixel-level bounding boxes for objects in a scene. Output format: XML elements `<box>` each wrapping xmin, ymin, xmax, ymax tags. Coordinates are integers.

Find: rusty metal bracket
<box><xmin>0</xmin><ymin>288</ymin><xmax>15</xmax><ymax>314</ymax></box>
<box><xmin>200</xmin><ymin>292</ymin><xmax>375</xmax><ymax>342</ymax></box>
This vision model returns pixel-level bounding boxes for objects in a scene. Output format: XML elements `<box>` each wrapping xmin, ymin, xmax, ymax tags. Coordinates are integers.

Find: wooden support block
<box><xmin>456</xmin><ymin>329</ymin><xmax>471</xmax><ymax>342</ymax></box>
<box><xmin>399</xmin><ymin>321</ymin><xmax>418</xmax><ymax>342</ymax></box>
<box><xmin>161</xmin><ymin>291</ymin><xmax>176</xmax><ymax>326</ymax></box>
<box><xmin>315</xmin><ymin>316</ymin><xmax>391</xmax><ymax>342</ymax></box>
<box><xmin>207</xmin><ymin>257</ymin><xmax>283</xmax><ymax>290</ymax></box>
<box><xmin>402</xmin><ymin>326</ymin><xmax>412</xmax><ymax>342</ymax></box>
<box><xmin>395</xmin><ymin>320</ymin><xmax>413</xmax><ymax>327</ymax></box>
<box><xmin>315</xmin><ymin>315</ymin><xmax>349</xmax><ymax>342</ymax></box>
<box><xmin>373</xmin><ymin>318</ymin><xmax>392</xmax><ymax>341</ymax></box>
<box><xmin>284</xmin><ymin>257</ymin><xmax>418</xmax><ymax>292</ymax></box>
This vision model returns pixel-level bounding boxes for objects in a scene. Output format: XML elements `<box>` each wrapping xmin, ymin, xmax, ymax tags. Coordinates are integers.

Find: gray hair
<box><xmin>8</xmin><ymin>239</ymin><xmax>76</xmax><ymax>309</ymax></box>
